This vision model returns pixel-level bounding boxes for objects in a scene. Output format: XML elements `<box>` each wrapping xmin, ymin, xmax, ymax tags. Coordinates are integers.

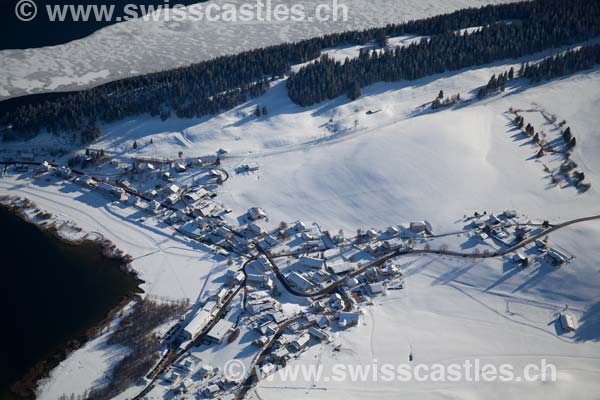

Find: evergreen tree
<box><xmin>347</xmin><ymin>81</ymin><xmax>361</xmax><ymax>101</ymax></box>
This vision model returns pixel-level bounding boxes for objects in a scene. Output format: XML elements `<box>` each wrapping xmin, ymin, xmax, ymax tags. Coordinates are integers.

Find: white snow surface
<box><xmin>0</xmin><ymin>0</ymin><xmax>512</xmax><ymax>99</ymax></box>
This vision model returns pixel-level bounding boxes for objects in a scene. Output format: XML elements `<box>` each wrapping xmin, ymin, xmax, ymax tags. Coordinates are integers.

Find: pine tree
<box><xmin>347</xmin><ymin>81</ymin><xmax>361</xmax><ymax>101</ymax></box>
<box><xmin>132</xmin><ymin>140</ymin><xmax>137</xmax><ymax>149</ymax></box>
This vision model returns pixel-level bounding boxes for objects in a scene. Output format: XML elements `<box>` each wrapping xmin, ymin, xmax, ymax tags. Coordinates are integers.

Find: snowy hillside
<box><xmin>0</xmin><ymin>0</ymin><xmax>511</xmax><ymax>99</ymax></box>
<box><xmin>72</xmin><ymin>43</ymin><xmax>600</xmax><ymax>234</ymax></box>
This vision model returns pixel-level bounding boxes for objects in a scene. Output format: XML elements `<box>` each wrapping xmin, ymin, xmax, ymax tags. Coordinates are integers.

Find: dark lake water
<box><xmin>0</xmin><ymin>206</ymin><xmax>140</xmax><ymax>400</ymax></box>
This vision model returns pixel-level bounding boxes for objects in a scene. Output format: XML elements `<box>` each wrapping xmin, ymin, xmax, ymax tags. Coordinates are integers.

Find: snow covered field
<box><xmin>0</xmin><ymin>0</ymin><xmax>512</xmax><ymax>99</ymax></box>
<box><xmin>78</xmin><ymin>43</ymin><xmax>600</xmax><ymax>234</ymax></box>
<box><xmin>1</xmin><ymin>33</ymin><xmax>600</xmax><ymax>399</ymax></box>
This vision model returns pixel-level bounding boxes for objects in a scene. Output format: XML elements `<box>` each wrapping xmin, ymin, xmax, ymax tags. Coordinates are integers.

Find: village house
<box><xmin>287</xmin><ymin>272</ymin><xmax>312</xmax><ymax>292</ymax></box>
<box><xmin>547</xmin><ymin>248</ymin><xmax>568</xmax><ymax>266</ymax></box>
<box><xmin>386</xmin><ymin>226</ymin><xmax>400</xmax><ymax>235</ymax></box>
<box><xmin>247</xmin><ymin>222</ymin><xmax>263</xmax><ymax>236</ymax></box>
<box><xmin>246</xmin><ymin>274</ymin><xmax>274</xmax><ymax>290</ymax></box>
<box><xmin>254</xmin><ymin>336</ymin><xmax>269</xmax><ymax>347</ymax></box>
<box><xmin>205</xmin><ymin>319</ymin><xmax>235</xmax><ymax>344</ymax></box>
<box><xmin>174</xmin><ymin>162</ymin><xmax>187</xmax><ymax>173</ymax></box>
<box><xmin>37</xmin><ymin>161</ymin><xmax>53</xmax><ymax>174</ymax></box>
<box><xmin>308</xmin><ymin>327</ymin><xmax>329</xmax><ymax>342</ymax></box>
<box><xmin>338</xmin><ymin>311</ymin><xmax>360</xmax><ymax>328</ymax></box>
<box><xmin>248</xmin><ymin>207</ymin><xmax>266</xmax><ymax>220</ymax></box>
<box><xmin>299</xmin><ymin>256</ymin><xmax>325</xmax><ymax>269</ymax></box>
<box><xmin>409</xmin><ymin>220</ymin><xmax>432</xmax><ymax>234</ymax></box>
<box><xmin>368</xmin><ymin>282</ymin><xmax>386</xmax><ymax>295</ymax></box>
<box><xmin>166</xmin><ymin>184</ymin><xmax>180</xmax><ymax>194</ymax></box>
<box><xmin>290</xmin><ymin>333</ymin><xmax>311</xmax><ymax>352</ymax></box>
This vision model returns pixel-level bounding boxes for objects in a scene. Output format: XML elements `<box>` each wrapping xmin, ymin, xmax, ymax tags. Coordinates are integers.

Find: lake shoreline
<box><xmin>0</xmin><ymin>196</ymin><xmax>144</xmax><ymax>400</ymax></box>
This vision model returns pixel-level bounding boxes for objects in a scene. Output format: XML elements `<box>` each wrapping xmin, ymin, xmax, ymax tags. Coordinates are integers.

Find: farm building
<box><xmin>247</xmin><ymin>222</ymin><xmax>263</xmax><ymax>235</ymax></box>
<box><xmin>248</xmin><ymin>207</ymin><xmax>266</xmax><ymax>220</ymax></box>
<box><xmin>409</xmin><ymin>221</ymin><xmax>432</xmax><ymax>234</ymax></box>
<box><xmin>288</xmin><ymin>272</ymin><xmax>312</xmax><ymax>291</ymax></box>
<box><xmin>308</xmin><ymin>327</ymin><xmax>329</xmax><ymax>342</ymax></box>
<box><xmin>206</xmin><ymin>319</ymin><xmax>235</xmax><ymax>344</ymax></box>
<box><xmin>547</xmin><ymin>248</ymin><xmax>568</xmax><ymax>266</ymax></box>
<box><xmin>290</xmin><ymin>333</ymin><xmax>311</xmax><ymax>352</ymax></box>
<box><xmin>560</xmin><ymin>313</ymin><xmax>576</xmax><ymax>332</ymax></box>
<box><xmin>300</xmin><ymin>256</ymin><xmax>324</xmax><ymax>269</ymax></box>
<box><xmin>182</xmin><ymin>310</ymin><xmax>211</xmax><ymax>341</ymax></box>
<box><xmin>166</xmin><ymin>184</ymin><xmax>180</xmax><ymax>194</ymax></box>
<box><xmin>338</xmin><ymin>311</ymin><xmax>360</xmax><ymax>328</ymax></box>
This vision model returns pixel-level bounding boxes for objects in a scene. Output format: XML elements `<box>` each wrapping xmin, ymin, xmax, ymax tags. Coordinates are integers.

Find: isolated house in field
<box><xmin>300</xmin><ymin>256</ymin><xmax>325</xmax><ymax>270</ymax></box>
<box><xmin>560</xmin><ymin>313</ymin><xmax>576</xmax><ymax>332</ymax></box>
<box><xmin>248</xmin><ymin>207</ymin><xmax>266</xmax><ymax>220</ymax></box>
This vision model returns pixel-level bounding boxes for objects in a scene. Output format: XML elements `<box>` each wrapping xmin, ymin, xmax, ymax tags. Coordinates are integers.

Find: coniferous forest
<box><xmin>287</xmin><ymin>0</ymin><xmax>600</xmax><ymax>106</ymax></box>
<box><xmin>1</xmin><ymin>0</ymin><xmax>600</xmax><ymax>143</ymax></box>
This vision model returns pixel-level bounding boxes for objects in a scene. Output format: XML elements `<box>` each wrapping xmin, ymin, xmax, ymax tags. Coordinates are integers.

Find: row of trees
<box><xmin>521</xmin><ymin>44</ymin><xmax>600</xmax><ymax>82</ymax></box>
<box><xmin>1</xmin><ymin>0</ymin><xmax>554</xmax><ymax>142</ymax></box>
<box><xmin>478</xmin><ymin>43</ymin><xmax>600</xmax><ymax>98</ymax></box>
<box><xmin>477</xmin><ymin>68</ymin><xmax>515</xmax><ymax>98</ymax></box>
<box><xmin>287</xmin><ymin>0</ymin><xmax>600</xmax><ymax>106</ymax></box>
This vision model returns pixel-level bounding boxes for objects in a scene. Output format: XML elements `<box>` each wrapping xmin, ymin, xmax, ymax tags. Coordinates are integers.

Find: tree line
<box><xmin>0</xmin><ymin>0</ymin><xmax>595</xmax><ymax>143</ymax></box>
<box><xmin>287</xmin><ymin>0</ymin><xmax>600</xmax><ymax>106</ymax></box>
<box><xmin>521</xmin><ymin>44</ymin><xmax>600</xmax><ymax>82</ymax></box>
<box><xmin>477</xmin><ymin>43</ymin><xmax>600</xmax><ymax>99</ymax></box>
